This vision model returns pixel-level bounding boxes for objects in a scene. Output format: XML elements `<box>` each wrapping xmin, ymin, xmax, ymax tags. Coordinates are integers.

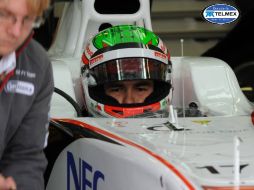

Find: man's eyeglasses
<box><xmin>0</xmin><ymin>8</ymin><xmax>44</xmax><ymax>30</ymax></box>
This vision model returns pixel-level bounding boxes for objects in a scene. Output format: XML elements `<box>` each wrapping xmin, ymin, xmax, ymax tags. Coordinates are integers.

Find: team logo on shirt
<box><xmin>5</xmin><ymin>80</ymin><xmax>34</xmax><ymax>96</ymax></box>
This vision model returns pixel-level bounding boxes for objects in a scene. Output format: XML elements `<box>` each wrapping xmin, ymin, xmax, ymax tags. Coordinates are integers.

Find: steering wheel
<box><xmin>48</xmin><ymin>87</ymin><xmax>83</xmax><ymax>137</ymax></box>
<box><xmin>53</xmin><ymin>87</ymin><xmax>83</xmax><ymax>117</ymax></box>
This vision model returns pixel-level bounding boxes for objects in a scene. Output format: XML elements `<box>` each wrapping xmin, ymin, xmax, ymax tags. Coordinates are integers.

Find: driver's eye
<box><xmin>137</xmin><ymin>88</ymin><xmax>146</xmax><ymax>91</ymax></box>
<box><xmin>108</xmin><ymin>87</ymin><xmax>121</xmax><ymax>92</ymax></box>
<box><xmin>136</xmin><ymin>86</ymin><xmax>149</xmax><ymax>92</ymax></box>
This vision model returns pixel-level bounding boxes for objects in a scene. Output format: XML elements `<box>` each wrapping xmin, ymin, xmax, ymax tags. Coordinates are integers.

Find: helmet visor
<box><xmin>90</xmin><ymin>58</ymin><xmax>169</xmax><ymax>86</ymax></box>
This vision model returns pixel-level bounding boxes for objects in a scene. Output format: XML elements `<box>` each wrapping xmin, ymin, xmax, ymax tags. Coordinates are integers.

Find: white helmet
<box><xmin>81</xmin><ymin>25</ymin><xmax>172</xmax><ymax>118</ymax></box>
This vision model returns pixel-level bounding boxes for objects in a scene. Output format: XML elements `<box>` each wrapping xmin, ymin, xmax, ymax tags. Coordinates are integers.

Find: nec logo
<box><xmin>67</xmin><ymin>151</ymin><xmax>105</xmax><ymax>190</ymax></box>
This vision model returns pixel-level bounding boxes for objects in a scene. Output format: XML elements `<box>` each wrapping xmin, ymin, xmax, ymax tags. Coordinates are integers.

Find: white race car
<box><xmin>45</xmin><ymin>0</ymin><xmax>254</xmax><ymax>189</ymax></box>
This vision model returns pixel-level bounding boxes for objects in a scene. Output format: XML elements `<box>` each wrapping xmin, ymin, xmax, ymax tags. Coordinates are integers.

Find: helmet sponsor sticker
<box><xmin>154</xmin><ymin>51</ymin><xmax>167</xmax><ymax>60</ymax></box>
<box><xmin>202</xmin><ymin>4</ymin><xmax>239</xmax><ymax>25</ymax></box>
<box><xmin>89</xmin><ymin>48</ymin><xmax>168</xmax><ymax>68</ymax></box>
<box><xmin>86</xmin><ymin>44</ymin><xmax>94</xmax><ymax>57</ymax></box>
<box><xmin>89</xmin><ymin>54</ymin><xmax>104</xmax><ymax>67</ymax></box>
<box><xmin>5</xmin><ymin>80</ymin><xmax>34</xmax><ymax>96</ymax></box>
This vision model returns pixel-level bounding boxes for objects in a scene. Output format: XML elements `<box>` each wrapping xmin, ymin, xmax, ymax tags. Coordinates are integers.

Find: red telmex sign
<box><xmin>154</xmin><ymin>52</ymin><xmax>167</xmax><ymax>60</ymax></box>
<box><xmin>90</xmin><ymin>54</ymin><xmax>104</xmax><ymax>65</ymax></box>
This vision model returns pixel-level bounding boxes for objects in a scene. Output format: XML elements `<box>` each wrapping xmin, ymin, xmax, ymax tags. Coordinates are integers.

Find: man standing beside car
<box><xmin>0</xmin><ymin>0</ymin><xmax>53</xmax><ymax>189</ymax></box>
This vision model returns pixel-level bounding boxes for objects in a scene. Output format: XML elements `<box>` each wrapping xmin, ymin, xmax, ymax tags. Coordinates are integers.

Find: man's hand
<box><xmin>0</xmin><ymin>174</ymin><xmax>16</xmax><ymax>190</ymax></box>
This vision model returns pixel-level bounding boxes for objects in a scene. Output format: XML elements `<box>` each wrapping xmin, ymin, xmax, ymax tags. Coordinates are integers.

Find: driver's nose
<box><xmin>122</xmin><ymin>89</ymin><xmax>135</xmax><ymax>104</ymax></box>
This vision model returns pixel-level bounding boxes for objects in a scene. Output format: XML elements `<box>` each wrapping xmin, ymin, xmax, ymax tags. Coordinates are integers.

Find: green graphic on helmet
<box><xmin>93</xmin><ymin>25</ymin><xmax>159</xmax><ymax>49</ymax></box>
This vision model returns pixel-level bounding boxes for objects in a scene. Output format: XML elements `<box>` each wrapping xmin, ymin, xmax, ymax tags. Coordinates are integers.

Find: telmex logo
<box><xmin>202</xmin><ymin>4</ymin><xmax>239</xmax><ymax>25</ymax></box>
<box><xmin>154</xmin><ymin>51</ymin><xmax>167</xmax><ymax>60</ymax></box>
<box><xmin>90</xmin><ymin>54</ymin><xmax>103</xmax><ymax>65</ymax></box>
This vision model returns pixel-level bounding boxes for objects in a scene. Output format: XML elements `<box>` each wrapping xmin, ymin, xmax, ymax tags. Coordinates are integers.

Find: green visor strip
<box><xmin>93</xmin><ymin>25</ymin><xmax>159</xmax><ymax>49</ymax></box>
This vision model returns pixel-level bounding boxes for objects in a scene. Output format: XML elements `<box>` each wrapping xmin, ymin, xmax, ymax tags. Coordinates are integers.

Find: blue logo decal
<box><xmin>67</xmin><ymin>151</ymin><xmax>105</xmax><ymax>190</ymax></box>
<box><xmin>202</xmin><ymin>4</ymin><xmax>239</xmax><ymax>25</ymax></box>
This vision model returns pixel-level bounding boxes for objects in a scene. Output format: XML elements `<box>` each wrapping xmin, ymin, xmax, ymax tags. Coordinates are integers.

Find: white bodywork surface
<box><xmin>48</xmin><ymin>54</ymin><xmax>254</xmax><ymax>189</ymax></box>
<box><xmin>46</xmin><ymin>116</ymin><xmax>254</xmax><ymax>190</ymax></box>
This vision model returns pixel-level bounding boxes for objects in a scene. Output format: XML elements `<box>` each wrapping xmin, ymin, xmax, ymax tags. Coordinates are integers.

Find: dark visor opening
<box><xmin>90</xmin><ymin>57</ymin><xmax>168</xmax><ymax>85</ymax></box>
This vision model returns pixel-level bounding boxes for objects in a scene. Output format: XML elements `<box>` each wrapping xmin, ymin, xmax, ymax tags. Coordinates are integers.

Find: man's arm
<box><xmin>0</xmin><ymin>61</ymin><xmax>54</xmax><ymax>190</ymax></box>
